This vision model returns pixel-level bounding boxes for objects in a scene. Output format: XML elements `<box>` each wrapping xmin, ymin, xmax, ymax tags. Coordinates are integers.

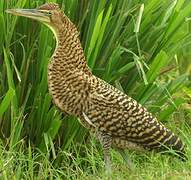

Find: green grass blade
<box><xmin>146</xmin><ymin>50</ymin><xmax>169</xmax><ymax>83</ymax></box>
<box><xmin>87</xmin><ymin>10</ymin><xmax>103</xmax><ymax>67</ymax></box>
<box><xmin>0</xmin><ymin>88</ymin><xmax>15</xmax><ymax>118</ymax></box>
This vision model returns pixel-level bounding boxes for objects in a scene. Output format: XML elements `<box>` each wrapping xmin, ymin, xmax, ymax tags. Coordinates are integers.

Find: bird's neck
<box><xmin>50</xmin><ymin>27</ymin><xmax>91</xmax><ymax>76</ymax></box>
<box><xmin>47</xmin><ymin>26</ymin><xmax>92</xmax><ymax>115</ymax></box>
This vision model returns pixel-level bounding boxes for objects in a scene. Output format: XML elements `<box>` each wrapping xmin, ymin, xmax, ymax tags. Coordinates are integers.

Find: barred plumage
<box><xmin>7</xmin><ymin>2</ymin><xmax>185</xmax><ymax>171</ymax></box>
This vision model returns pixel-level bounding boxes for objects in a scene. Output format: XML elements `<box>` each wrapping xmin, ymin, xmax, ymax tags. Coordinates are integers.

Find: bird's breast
<box><xmin>47</xmin><ymin>62</ymin><xmax>89</xmax><ymax>116</ymax></box>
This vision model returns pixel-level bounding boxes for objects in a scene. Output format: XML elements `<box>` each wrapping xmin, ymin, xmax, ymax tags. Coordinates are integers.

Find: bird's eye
<box><xmin>46</xmin><ymin>11</ymin><xmax>52</xmax><ymax>16</ymax></box>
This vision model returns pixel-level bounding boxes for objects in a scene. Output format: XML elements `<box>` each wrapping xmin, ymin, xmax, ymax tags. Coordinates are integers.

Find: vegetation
<box><xmin>0</xmin><ymin>0</ymin><xmax>191</xmax><ymax>179</ymax></box>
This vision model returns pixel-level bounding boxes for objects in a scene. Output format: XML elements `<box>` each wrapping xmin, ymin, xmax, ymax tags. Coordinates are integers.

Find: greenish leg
<box><xmin>97</xmin><ymin>131</ymin><xmax>112</xmax><ymax>174</ymax></box>
<box><xmin>117</xmin><ymin>148</ymin><xmax>135</xmax><ymax>170</ymax></box>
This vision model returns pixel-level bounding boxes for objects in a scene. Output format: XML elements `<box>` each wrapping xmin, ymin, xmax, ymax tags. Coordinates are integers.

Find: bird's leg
<box><xmin>97</xmin><ymin>132</ymin><xmax>112</xmax><ymax>173</ymax></box>
<box><xmin>103</xmin><ymin>143</ymin><xmax>111</xmax><ymax>173</ymax></box>
<box><xmin>116</xmin><ymin>148</ymin><xmax>134</xmax><ymax>170</ymax></box>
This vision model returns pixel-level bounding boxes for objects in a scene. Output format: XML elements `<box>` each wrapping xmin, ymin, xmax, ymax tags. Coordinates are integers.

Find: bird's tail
<box><xmin>141</xmin><ymin>121</ymin><xmax>186</xmax><ymax>160</ymax></box>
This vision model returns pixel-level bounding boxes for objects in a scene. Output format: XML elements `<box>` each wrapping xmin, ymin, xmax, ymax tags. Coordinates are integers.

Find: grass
<box><xmin>0</xmin><ymin>124</ymin><xmax>191</xmax><ymax>179</ymax></box>
<box><xmin>0</xmin><ymin>0</ymin><xmax>191</xmax><ymax>179</ymax></box>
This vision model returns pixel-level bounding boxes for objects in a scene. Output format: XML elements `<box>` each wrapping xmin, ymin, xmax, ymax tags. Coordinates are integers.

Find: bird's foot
<box><xmin>117</xmin><ymin>148</ymin><xmax>135</xmax><ymax>170</ymax></box>
<box><xmin>104</xmin><ymin>154</ymin><xmax>112</xmax><ymax>175</ymax></box>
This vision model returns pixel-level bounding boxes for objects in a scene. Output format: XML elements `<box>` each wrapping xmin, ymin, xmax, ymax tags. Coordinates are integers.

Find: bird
<box><xmin>6</xmin><ymin>2</ymin><xmax>185</xmax><ymax>172</ymax></box>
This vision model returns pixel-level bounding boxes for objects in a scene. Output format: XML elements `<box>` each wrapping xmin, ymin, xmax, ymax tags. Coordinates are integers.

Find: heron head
<box><xmin>6</xmin><ymin>3</ymin><xmax>69</xmax><ymax>33</ymax></box>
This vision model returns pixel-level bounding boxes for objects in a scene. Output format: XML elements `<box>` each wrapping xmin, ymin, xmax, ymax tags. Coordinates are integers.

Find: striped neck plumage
<box><xmin>49</xmin><ymin>19</ymin><xmax>91</xmax><ymax>75</ymax></box>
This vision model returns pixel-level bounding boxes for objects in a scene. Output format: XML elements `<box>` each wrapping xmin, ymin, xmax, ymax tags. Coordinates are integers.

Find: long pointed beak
<box><xmin>6</xmin><ymin>9</ymin><xmax>50</xmax><ymax>23</ymax></box>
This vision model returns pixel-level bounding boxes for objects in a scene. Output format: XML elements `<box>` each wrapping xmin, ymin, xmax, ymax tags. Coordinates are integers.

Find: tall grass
<box><xmin>0</xmin><ymin>0</ymin><xmax>191</xmax><ymax>178</ymax></box>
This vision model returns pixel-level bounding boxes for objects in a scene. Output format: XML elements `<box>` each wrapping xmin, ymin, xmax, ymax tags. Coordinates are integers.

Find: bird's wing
<box><xmin>85</xmin><ymin>77</ymin><xmax>180</xmax><ymax>150</ymax></box>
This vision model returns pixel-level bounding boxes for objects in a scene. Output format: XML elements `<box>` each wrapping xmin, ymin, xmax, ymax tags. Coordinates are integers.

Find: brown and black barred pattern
<box><xmin>42</xmin><ymin>3</ymin><xmax>185</xmax><ymax>156</ymax></box>
<box><xmin>86</xmin><ymin>78</ymin><xmax>184</xmax><ymax>153</ymax></box>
